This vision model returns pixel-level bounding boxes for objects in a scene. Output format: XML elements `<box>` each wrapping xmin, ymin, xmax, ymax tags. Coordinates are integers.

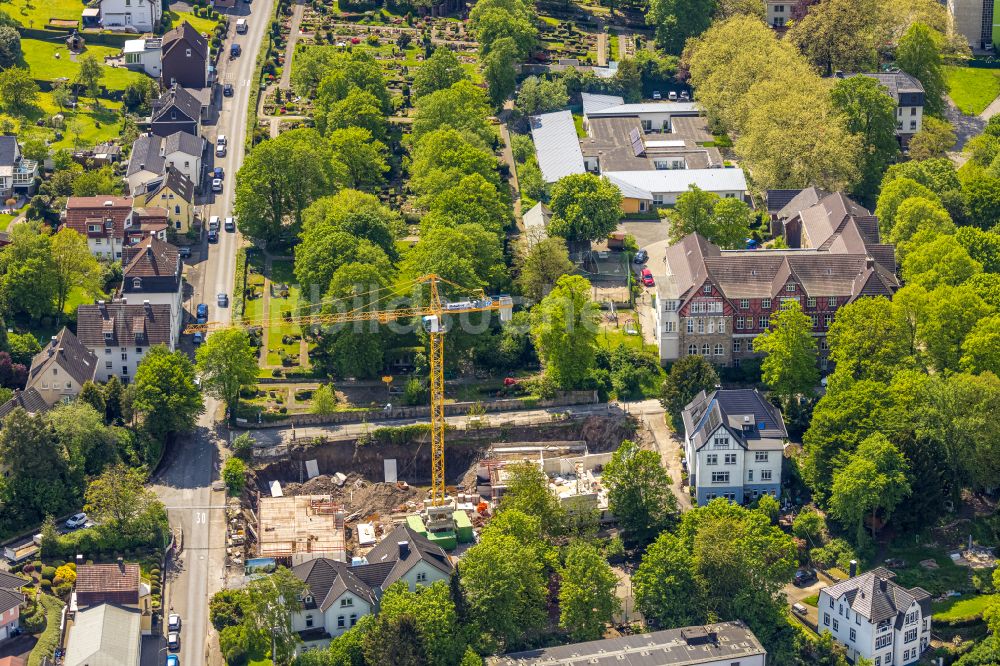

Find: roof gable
<box><xmin>27</xmin><ymin>327</ymin><xmax>98</xmax><ymax>388</ymax></box>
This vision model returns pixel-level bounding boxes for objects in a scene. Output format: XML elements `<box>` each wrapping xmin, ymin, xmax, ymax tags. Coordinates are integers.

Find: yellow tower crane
<box><xmin>187</xmin><ymin>274</ymin><xmax>513</xmax><ymax>521</ymax></box>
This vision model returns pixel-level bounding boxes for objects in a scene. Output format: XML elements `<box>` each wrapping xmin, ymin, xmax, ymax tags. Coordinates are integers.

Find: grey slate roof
<box><xmin>0</xmin><ymin>388</ymin><xmax>51</xmax><ymax>419</ymax></box>
<box><xmin>0</xmin><ymin>136</ymin><xmax>18</xmax><ymax>167</ymax></box>
<box><xmin>0</xmin><ymin>570</ymin><xmax>28</xmax><ymax>591</ymax></box>
<box><xmin>162</xmin><ymin>21</ymin><xmax>208</xmax><ymax>61</ymax></box>
<box><xmin>77</xmin><ymin>301</ymin><xmax>173</xmax><ymax>347</ymax></box>
<box><xmin>488</xmin><ymin>621</ymin><xmax>766</xmax><ymax>665</ymax></box>
<box><xmin>292</xmin><ymin>524</ymin><xmax>453</xmax><ymax>609</ymax></box>
<box><xmin>151</xmin><ymin>85</ymin><xmax>201</xmax><ymax>125</ymax></box>
<box><xmin>63</xmin><ymin>604</ymin><xmax>141</xmax><ymax>666</ymax></box>
<box><xmin>823</xmin><ymin>567</ymin><xmax>932</xmax><ymax>624</ymax></box>
<box><xmin>163</xmin><ymin>130</ymin><xmax>202</xmax><ymax>157</ymax></box>
<box><xmin>682</xmin><ymin>389</ymin><xmax>787</xmax><ymax>452</ymax></box>
<box><xmin>27</xmin><ymin>327</ymin><xmax>98</xmax><ymax>389</ymax></box>
<box><xmin>126</xmin><ymin>135</ymin><xmax>164</xmax><ymax>178</ymax></box>
<box><xmin>140</xmin><ymin>166</ymin><xmax>194</xmax><ymax>204</ymax></box>
<box><xmin>775</xmin><ymin>186</ymin><xmax>830</xmax><ymax>221</ymax></box>
<box><xmin>766</xmin><ymin>189</ymin><xmax>805</xmax><ymax>214</ymax></box>
<box><xmin>0</xmin><ymin>587</ymin><xmax>23</xmax><ymax>615</ymax></box>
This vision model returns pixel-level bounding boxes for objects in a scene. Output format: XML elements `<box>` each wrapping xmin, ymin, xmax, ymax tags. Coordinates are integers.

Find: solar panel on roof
<box><xmin>630</xmin><ymin>127</ymin><xmax>644</xmax><ymax>157</ymax></box>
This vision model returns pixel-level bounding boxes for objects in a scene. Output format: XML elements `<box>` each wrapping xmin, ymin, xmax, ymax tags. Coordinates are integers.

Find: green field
<box><xmin>3</xmin><ymin>0</ymin><xmax>83</xmax><ymax>29</ymax></box>
<box><xmin>15</xmin><ymin>91</ymin><xmax>124</xmax><ymax>150</ymax></box>
<box><xmin>21</xmin><ymin>39</ymin><xmax>146</xmax><ymax>91</ymax></box>
<box><xmin>932</xmin><ymin>594</ymin><xmax>997</xmax><ymax>622</ymax></box>
<box><xmin>944</xmin><ymin>65</ymin><xmax>1000</xmax><ymax>115</ymax></box>
<box><xmin>167</xmin><ymin>10</ymin><xmax>220</xmax><ymax>35</ymax></box>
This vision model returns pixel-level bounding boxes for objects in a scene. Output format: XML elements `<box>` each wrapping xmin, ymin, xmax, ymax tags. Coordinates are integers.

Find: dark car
<box><xmin>633</xmin><ymin>249</ymin><xmax>648</xmax><ymax>264</ymax></box>
<box><xmin>230</xmin><ymin>43</ymin><xmax>241</xmax><ymax>57</ymax></box>
<box><xmin>794</xmin><ymin>569</ymin><xmax>817</xmax><ymax>586</ymax></box>
<box><xmin>214</xmin><ymin>166</ymin><xmax>224</xmax><ymax>180</ymax></box>
<box><xmin>223</xmin><ymin>83</ymin><xmax>234</xmax><ymax>97</ymax></box>
<box><xmin>224</xmin><ymin>217</ymin><xmax>235</xmax><ymax>232</ymax></box>
<box><xmin>196</xmin><ymin>304</ymin><xmax>208</xmax><ymax>324</ymax></box>
<box><xmin>208</xmin><ymin>229</ymin><xmax>219</xmax><ymax>243</ymax></box>
<box><xmin>179</xmin><ymin>246</ymin><xmax>191</xmax><ymax>258</ymax></box>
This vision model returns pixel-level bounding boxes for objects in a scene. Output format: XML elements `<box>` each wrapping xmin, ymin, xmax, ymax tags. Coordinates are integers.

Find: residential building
<box><xmin>651</xmin><ymin>232</ymin><xmax>898</xmax><ymax>366</ymax></box>
<box><xmin>126</xmin><ymin>131</ymin><xmax>204</xmax><ymax>193</ymax></box>
<box><xmin>76</xmin><ymin>300</ymin><xmax>176</xmax><ymax>382</ymax></box>
<box><xmin>258</xmin><ymin>495</ymin><xmax>347</xmax><ymax>565</ymax></box>
<box><xmin>122</xmin><ymin>37</ymin><xmax>162</xmax><ymax>77</ymax></box>
<box><xmin>150</xmin><ymin>84</ymin><xmax>201</xmax><ymax>138</ymax></box>
<box><xmin>126</xmin><ymin>206</ymin><xmax>170</xmax><ymax>245</ymax></box>
<box><xmin>25</xmin><ymin>328</ymin><xmax>98</xmax><ymax>407</ymax></box>
<box><xmin>604</xmin><ymin>169</ymin><xmax>748</xmax><ymax>213</ymax></box>
<box><xmin>948</xmin><ymin>0</ymin><xmax>994</xmax><ymax>49</ymax></box>
<box><xmin>63</xmin><ymin>604</ymin><xmax>142</xmax><ymax>666</ymax></box>
<box><xmin>850</xmin><ymin>71</ymin><xmax>925</xmax><ymax>144</ymax></box>
<box><xmin>0</xmin><ymin>136</ymin><xmax>38</xmax><ymax>200</ymax></box>
<box><xmin>131</xmin><ymin>166</ymin><xmax>195</xmax><ymax>233</ymax></box>
<box><xmin>160</xmin><ymin>21</ymin><xmax>209</xmax><ymax>89</ymax></box>
<box><xmin>763</xmin><ymin>0</ymin><xmax>817</xmax><ymax>28</ymax></box>
<box><xmin>681</xmin><ymin>389</ymin><xmax>786</xmax><ymax>506</ymax></box>
<box><xmin>63</xmin><ymin>196</ymin><xmax>134</xmax><ymax>260</ymax></box>
<box><xmin>819</xmin><ymin>567</ymin><xmax>931</xmax><ymax>666</ymax></box>
<box><xmin>580</xmin><ymin>116</ymin><xmax>722</xmax><ymax>173</ymax></box>
<box><xmin>0</xmin><ymin>571</ymin><xmax>26</xmax><ymax>644</ymax></box>
<box><xmin>99</xmin><ymin>0</ymin><xmax>162</xmax><ymax>33</ymax></box>
<box><xmin>0</xmin><ymin>657</ymin><xmax>25</xmax><ymax>666</ymax></box>
<box><xmin>488</xmin><ymin>621</ymin><xmax>766</xmax><ymax>665</ymax></box>
<box><xmin>120</xmin><ymin>237</ymin><xmax>184</xmax><ymax>335</ymax></box>
<box><xmin>290</xmin><ymin>524</ymin><xmax>454</xmax><ymax>650</ymax></box>
<box><xmin>73</xmin><ymin>562</ymin><xmax>153</xmax><ymax>635</ymax></box>
<box><xmin>0</xmin><ymin>388</ymin><xmax>51</xmax><ymax>420</ymax></box>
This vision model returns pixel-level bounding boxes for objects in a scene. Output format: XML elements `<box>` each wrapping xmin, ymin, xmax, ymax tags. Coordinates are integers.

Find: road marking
<box><xmin>163</xmin><ymin>505</ymin><xmax>228</xmax><ymax>511</ymax></box>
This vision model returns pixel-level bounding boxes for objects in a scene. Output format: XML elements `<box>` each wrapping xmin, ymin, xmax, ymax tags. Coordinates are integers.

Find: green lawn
<box><xmin>573</xmin><ymin>113</ymin><xmax>586</xmax><ymax>138</ymax></box>
<box><xmin>4</xmin><ymin>0</ymin><xmax>82</xmax><ymax>29</ymax></box>
<box><xmin>262</xmin><ymin>260</ymin><xmax>304</xmax><ymax>367</ymax></box>
<box><xmin>21</xmin><ymin>39</ymin><xmax>147</xmax><ymax>91</ymax></box>
<box><xmin>167</xmin><ymin>10</ymin><xmax>220</xmax><ymax>35</ymax></box>
<box><xmin>932</xmin><ymin>594</ymin><xmax>997</xmax><ymax>622</ymax></box>
<box><xmin>873</xmin><ymin>545</ymin><xmax>973</xmax><ymax>597</ymax></box>
<box><xmin>63</xmin><ymin>285</ymin><xmax>104</xmax><ymax>314</ymax></box>
<box><xmin>803</xmin><ymin>594</ymin><xmax>819</xmax><ymax>607</ymax></box>
<box><xmin>17</xmin><ymin>92</ymin><xmax>124</xmax><ymax>150</ymax></box>
<box><xmin>944</xmin><ymin>65</ymin><xmax>1000</xmax><ymax>115</ymax></box>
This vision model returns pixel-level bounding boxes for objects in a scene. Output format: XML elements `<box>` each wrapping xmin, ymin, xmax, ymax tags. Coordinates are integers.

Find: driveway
<box><xmin>621</xmin><ymin>217</ymin><xmax>669</xmax><ymax>250</ymax></box>
<box><xmin>0</xmin><ymin>634</ymin><xmax>35</xmax><ymax>660</ymax></box>
<box><xmin>783</xmin><ymin>574</ymin><xmax>832</xmax><ymax>632</ymax></box>
<box><xmin>140</xmin><ymin>635</ymin><xmax>168</xmax><ymax>666</ymax></box>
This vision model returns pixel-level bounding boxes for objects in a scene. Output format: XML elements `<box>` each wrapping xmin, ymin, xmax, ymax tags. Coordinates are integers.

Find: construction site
<box><xmin>224</xmin><ymin>412</ymin><xmax>638</xmax><ymax>576</ymax></box>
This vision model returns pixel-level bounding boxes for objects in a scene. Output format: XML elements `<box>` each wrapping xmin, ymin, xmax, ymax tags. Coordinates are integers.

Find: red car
<box><xmin>640</xmin><ymin>268</ymin><xmax>655</xmax><ymax>287</ymax></box>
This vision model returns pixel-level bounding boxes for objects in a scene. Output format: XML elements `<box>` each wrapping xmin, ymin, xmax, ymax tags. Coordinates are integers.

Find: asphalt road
<box><xmin>149</xmin><ymin>0</ymin><xmax>274</xmax><ymax>662</ymax></box>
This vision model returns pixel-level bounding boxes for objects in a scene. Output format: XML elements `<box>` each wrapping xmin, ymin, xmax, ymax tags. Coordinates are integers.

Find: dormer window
<box><xmin>133</xmin><ymin>277</ymin><xmax>142</xmax><ymax>289</ymax></box>
<box><xmin>88</xmin><ymin>224</ymin><xmax>100</xmax><ymax>233</ymax></box>
<box><xmin>104</xmin><ymin>332</ymin><xmax>113</xmax><ymax>342</ymax></box>
<box><xmin>185</xmin><ymin>48</ymin><xmax>192</xmax><ymax>58</ymax></box>
<box><xmin>703</xmin><ymin>284</ymin><xmax>711</xmax><ymax>294</ymax></box>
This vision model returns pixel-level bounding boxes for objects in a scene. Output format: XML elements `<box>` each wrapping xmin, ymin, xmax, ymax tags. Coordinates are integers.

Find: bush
<box><xmin>53</xmin><ymin>582</ymin><xmax>72</xmax><ymax>597</ymax></box>
<box><xmin>39</xmin><ymin>579</ymin><xmax>51</xmax><ymax>591</ymax></box>
<box><xmin>223</xmin><ymin>457</ymin><xmax>247</xmax><ymax>496</ymax></box>
<box><xmin>40</xmin><ymin>566</ymin><xmax>56</xmax><ymax>581</ymax></box>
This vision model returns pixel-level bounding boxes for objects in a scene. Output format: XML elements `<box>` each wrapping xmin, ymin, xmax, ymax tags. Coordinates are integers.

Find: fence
<box><xmin>237</xmin><ymin>390</ymin><xmax>598</xmax><ymax>429</ymax></box>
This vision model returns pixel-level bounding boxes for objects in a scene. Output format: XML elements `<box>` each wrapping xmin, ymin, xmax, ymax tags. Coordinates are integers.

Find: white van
<box><xmin>236</xmin><ymin>18</ymin><xmax>248</xmax><ymax>34</ymax></box>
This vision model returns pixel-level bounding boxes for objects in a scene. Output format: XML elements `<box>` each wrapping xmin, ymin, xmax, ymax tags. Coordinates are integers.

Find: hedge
<box><xmin>27</xmin><ymin>595</ymin><xmax>65</xmax><ymax>666</ymax></box>
<box><xmin>18</xmin><ymin>26</ymin><xmax>132</xmax><ymax>47</ymax></box>
<box><xmin>232</xmin><ymin>245</ymin><xmax>248</xmax><ymax>320</ymax></box>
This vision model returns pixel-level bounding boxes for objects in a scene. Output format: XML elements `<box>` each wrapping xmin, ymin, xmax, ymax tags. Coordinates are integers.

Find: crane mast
<box><xmin>188</xmin><ymin>274</ymin><xmax>512</xmax><ymax>529</ymax></box>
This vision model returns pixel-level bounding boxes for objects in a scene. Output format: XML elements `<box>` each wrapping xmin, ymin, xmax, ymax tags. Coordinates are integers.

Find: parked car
<box><xmin>166</xmin><ymin>656</ymin><xmax>179</xmax><ymax>666</ymax></box>
<box><xmin>211</xmin><ymin>178</ymin><xmax>223</xmax><ymax>193</ymax></box>
<box><xmin>224</xmin><ymin>217</ymin><xmax>235</xmax><ymax>232</ymax></box>
<box><xmin>680</xmin><ymin>90</ymin><xmax>690</xmax><ymax>101</ymax></box>
<box><xmin>792</xmin><ymin>602</ymin><xmax>808</xmax><ymax>616</ymax></box>
<box><xmin>236</xmin><ymin>18</ymin><xmax>248</xmax><ymax>33</ymax></box>
<box><xmin>208</xmin><ymin>229</ymin><xmax>219</xmax><ymax>243</ymax></box>
<box><xmin>208</xmin><ymin>216</ymin><xmax>220</xmax><ymax>231</ymax></box>
<box><xmin>223</xmin><ymin>83</ymin><xmax>234</xmax><ymax>97</ymax></box>
<box><xmin>216</xmin><ymin>135</ymin><xmax>227</xmax><ymax>157</ymax></box>
<box><xmin>633</xmin><ymin>249</ymin><xmax>648</xmax><ymax>264</ymax></box>
<box><xmin>668</xmin><ymin>91</ymin><xmax>678</xmax><ymax>101</ymax></box>
<box><xmin>65</xmin><ymin>513</ymin><xmax>88</xmax><ymax>529</ymax></box>
<box><xmin>794</xmin><ymin>569</ymin><xmax>817</xmax><ymax>586</ymax></box>
<box><xmin>179</xmin><ymin>246</ymin><xmax>191</xmax><ymax>258</ymax></box>
<box><xmin>214</xmin><ymin>166</ymin><xmax>224</xmax><ymax>180</ymax></box>
<box><xmin>192</xmin><ymin>332</ymin><xmax>203</xmax><ymax>345</ymax></box>
<box><xmin>167</xmin><ymin>633</ymin><xmax>180</xmax><ymax>651</ymax></box>
<box><xmin>230</xmin><ymin>43</ymin><xmax>241</xmax><ymax>58</ymax></box>
<box><xmin>167</xmin><ymin>614</ymin><xmax>181</xmax><ymax>632</ymax></box>
<box><xmin>217</xmin><ymin>293</ymin><xmax>229</xmax><ymax>307</ymax></box>
<box><xmin>196</xmin><ymin>303</ymin><xmax>208</xmax><ymax>324</ymax></box>
<box><xmin>640</xmin><ymin>268</ymin><xmax>654</xmax><ymax>287</ymax></box>
<box><xmin>652</xmin><ymin>91</ymin><xmax>661</xmax><ymax>100</ymax></box>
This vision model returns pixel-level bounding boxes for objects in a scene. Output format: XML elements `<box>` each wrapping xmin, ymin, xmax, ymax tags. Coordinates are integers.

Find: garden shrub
<box><xmin>40</xmin><ymin>566</ymin><xmax>56</xmax><ymax>581</ymax></box>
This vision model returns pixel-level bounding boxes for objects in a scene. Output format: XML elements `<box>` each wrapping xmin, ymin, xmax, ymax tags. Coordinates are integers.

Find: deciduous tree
<box><xmin>668</xmin><ymin>185</ymin><xmax>752</xmax><ymax>248</ymax></box>
<box><xmin>548</xmin><ymin>174</ymin><xmax>622</xmax><ymax>243</ymax></box>
<box><xmin>558</xmin><ymin>541</ymin><xmax>620</xmax><ymax>641</ymax></box>
<box><xmin>412</xmin><ymin>48</ymin><xmax>468</xmax><ymax>99</ymax></box>
<box><xmin>633</xmin><ymin>531</ymin><xmax>706</xmax><ymax>627</ymax></box>
<box><xmin>50</xmin><ymin>227</ymin><xmax>101</xmax><ymax>316</ymax></box>
<box><xmin>960</xmin><ymin>314</ymin><xmax>1000</xmax><ymax>376</ymax></box>
<box><xmin>901</xmin><ymin>231</ymin><xmax>982</xmax><ymax>289</ymax></box>
<box><xmin>498</xmin><ymin>462</ymin><xmax>567</xmax><ymax>538</ymax></box>
<box><xmin>516</xmin><ymin>76</ymin><xmax>569</xmax><ymax>116</ymax></box>
<box><xmin>647</xmin><ymin>0</ymin><xmax>714</xmax><ymax>55</ymax></box>
<box><xmin>530</xmin><ymin>274</ymin><xmax>600</xmax><ymax>388</ymax></box>
<box><xmin>908</xmin><ymin>116</ymin><xmax>956</xmax><ymax>160</ymax></box>
<box><xmin>602</xmin><ymin>439</ymin><xmax>677</xmax><ymax>544</ymax></box>
<box><xmin>896</xmin><ymin>23</ymin><xmax>947</xmax><ymax>117</ymax></box>
<box><xmin>515</xmin><ymin>235</ymin><xmax>574</xmax><ymax>302</ymax></box>
<box><xmin>788</xmin><ymin>0</ymin><xmax>880</xmax><ymax>75</ymax></box>
<box><xmin>195</xmin><ymin>328</ymin><xmax>259</xmax><ymax>412</ymax></box>
<box><xmin>659</xmin><ymin>355</ymin><xmax>719</xmax><ymax>431</ymax></box>
<box><xmin>754</xmin><ymin>301</ymin><xmax>819</xmax><ymax>404</ymax></box>
<box><xmin>327</xmin><ymin>127</ymin><xmax>389</xmax><ymax>189</ymax></box>
<box><xmin>828</xmin><ymin>433</ymin><xmax>911</xmax><ymax>539</ymax></box>
<box><xmin>830</xmin><ymin>75</ymin><xmax>900</xmax><ymax>204</ymax></box>
<box><xmin>409</xmin><ymin>128</ymin><xmax>500</xmax><ymax>200</ymax></box>
<box><xmin>130</xmin><ymin>346</ymin><xmax>203</xmax><ymax>441</ymax></box>
<box><xmin>0</xmin><ymin>67</ymin><xmax>38</xmax><ymax>115</ymax></box>
<box><xmin>482</xmin><ymin>37</ymin><xmax>519</xmax><ymax>108</ymax></box>
<box><xmin>0</xmin><ymin>26</ymin><xmax>21</xmax><ymax>69</ymax></box>
<box><xmin>84</xmin><ymin>463</ymin><xmax>165</xmax><ymax>539</ymax></box>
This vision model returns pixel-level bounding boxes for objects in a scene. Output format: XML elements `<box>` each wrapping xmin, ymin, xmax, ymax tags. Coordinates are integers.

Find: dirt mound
<box><xmin>281</xmin><ymin>473</ymin><xmax>426</xmax><ymax>517</ymax></box>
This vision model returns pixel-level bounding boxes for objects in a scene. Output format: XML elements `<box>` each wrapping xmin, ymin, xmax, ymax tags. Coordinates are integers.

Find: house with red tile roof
<box><xmin>62</xmin><ymin>196</ymin><xmax>134</xmax><ymax>261</ymax></box>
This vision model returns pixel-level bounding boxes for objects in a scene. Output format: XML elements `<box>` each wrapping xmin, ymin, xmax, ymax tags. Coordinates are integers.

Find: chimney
<box><xmin>878</xmin><ymin>577</ymin><xmax>888</xmax><ymax>593</ymax></box>
<box><xmin>117</xmin><ymin>556</ymin><xmax>125</xmax><ymax>572</ymax></box>
<box><xmin>144</xmin><ymin>300</ymin><xmax>152</xmax><ymax>315</ymax></box>
<box><xmin>834</xmin><ymin>70</ymin><xmax>845</xmax><ymax>78</ymax></box>
<box><xmin>98</xmin><ymin>299</ymin><xmax>107</xmax><ymax>313</ymax></box>
<box><xmin>849</xmin><ymin>559</ymin><xmax>857</xmax><ymax>577</ymax></box>
<box><xmin>398</xmin><ymin>541</ymin><xmax>410</xmax><ymax>559</ymax></box>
